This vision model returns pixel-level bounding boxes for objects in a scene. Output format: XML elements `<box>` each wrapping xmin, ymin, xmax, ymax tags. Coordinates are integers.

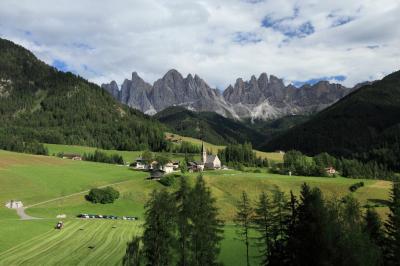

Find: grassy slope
<box><xmin>44</xmin><ymin>143</ymin><xmax>190</xmax><ymax>164</ymax></box>
<box><xmin>166</xmin><ymin>132</ymin><xmax>284</xmax><ymax>162</ymax></box>
<box><xmin>0</xmin><ymin>219</ymin><xmax>141</xmax><ymax>265</ymax></box>
<box><xmin>0</xmin><ymin>150</ymin><xmax>391</xmax><ymax>265</ymax></box>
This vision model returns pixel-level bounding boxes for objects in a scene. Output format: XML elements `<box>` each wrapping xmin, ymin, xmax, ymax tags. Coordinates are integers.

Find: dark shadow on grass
<box><xmin>367</xmin><ymin>199</ymin><xmax>390</xmax><ymax>207</ymax></box>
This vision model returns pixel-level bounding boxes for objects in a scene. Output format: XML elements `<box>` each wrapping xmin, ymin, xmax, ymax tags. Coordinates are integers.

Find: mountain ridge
<box><xmin>102</xmin><ymin>70</ymin><xmax>359</xmax><ymax>120</ymax></box>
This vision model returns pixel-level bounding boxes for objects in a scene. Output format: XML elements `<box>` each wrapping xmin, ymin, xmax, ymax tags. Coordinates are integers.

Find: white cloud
<box><xmin>0</xmin><ymin>0</ymin><xmax>399</xmax><ymax>89</ymax></box>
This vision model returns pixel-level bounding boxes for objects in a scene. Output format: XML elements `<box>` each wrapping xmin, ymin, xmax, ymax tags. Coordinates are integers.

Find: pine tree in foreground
<box><xmin>175</xmin><ymin>176</ymin><xmax>191</xmax><ymax>266</ymax></box>
<box><xmin>188</xmin><ymin>175</ymin><xmax>224</xmax><ymax>266</ymax></box>
<box><xmin>268</xmin><ymin>188</ymin><xmax>291</xmax><ymax>266</ymax></box>
<box><xmin>122</xmin><ymin>236</ymin><xmax>141</xmax><ymax>266</ymax></box>
<box><xmin>252</xmin><ymin>191</ymin><xmax>274</xmax><ymax>266</ymax></box>
<box><xmin>384</xmin><ymin>182</ymin><xmax>400</xmax><ymax>265</ymax></box>
<box><xmin>142</xmin><ymin>189</ymin><xmax>176</xmax><ymax>266</ymax></box>
<box><xmin>234</xmin><ymin>191</ymin><xmax>253</xmax><ymax>266</ymax></box>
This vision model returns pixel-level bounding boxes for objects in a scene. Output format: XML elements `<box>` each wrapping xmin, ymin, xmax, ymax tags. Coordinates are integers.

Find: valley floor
<box><xmin>0</xmin><ymin>149</ymin><xmax>391</xmax><ymax>265</ymax></box>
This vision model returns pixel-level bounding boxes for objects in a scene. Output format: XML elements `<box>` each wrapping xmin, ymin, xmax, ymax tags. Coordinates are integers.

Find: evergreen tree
<box><xmin>180</xmin><ymin>159</ymin><xmax>188</xmax><ymax>174</ymax></box>
<box><xmin>175</xmin><ymin>177</ymin><xmax>191</xmax><ymax>266</ymax></box>
<box><xmin>188</xmin><ymin>175</ymin><xmax>224</xmax><ymax>266</ymax></box>
<box><xmin>234</xmin><ymin>191</ymin><xmax>253</xmax><ymax>266</ymax></box>
<box><xmin>364</xmin><ymin>207</ymin><xmax>383</xmax><ymax>247</ymax></box>
<box><xmin>384</xmin><ymin>182</ymin><xmax>400</xmax><ymax>265</ymax></box>
<box><xmin>268</xmin><ymin>188</ymin><xmax>291</xmax><ymax>265</ymax></box>
<box><xmin>291</xmin><ymin>183</ymin><xmax>329</xmax><ymax>266</ymax></box>
<box><xmin>123</xmin><ymin>236</ymin><xmax>141</xmax><ymax>266</ymax></box>
<box><xmin>142</xmin><ymin>189</ymin><xmax>176</xmax><ymax>266</ymax></box>
<box><xmin>338</xmin><ymin>195</ymin><xmax>381</xmax><ymax>266</ymax></box>
<box><xmin>252</xmin><ymin>191</ymin><xmax>274</xmax><ymax>266</ymax></box>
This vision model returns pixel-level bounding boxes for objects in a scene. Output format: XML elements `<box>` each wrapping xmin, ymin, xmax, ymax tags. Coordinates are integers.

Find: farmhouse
<box><xmin>149</xmin><ymin>169</ymin><xmax>165</xmax><ymax>180</ymax></box>
<box><xmin>188</xmin><ymin>161</ymin><xmax>204</xmax><ymax>172</ymax></box>
<box><xmin>162</xmin><ymin>162</ymin><xmax>174</xmax><ymax>174</ymax></box>
<box><xmin>5</xmin><ymin>200</ymin><xmax>23</xmax><ymax>209</ymax></box>
<box><xmin>201</xmin><ymin>142</ymin><xmax>221</xmax><ymax>170</ymax></box>
<box><xmin>133</xmin><ymin>157</ymin><xmax>147</xmax><ymax>169</ymax></box>
<box><xmin>325</xmin><ymin>166</ymin><xmax>337</xmax><ymax>176</ymax></box>
<box><xmin>62</xmin><ymin>153</ymin><xmax>82</xmax><ymax>160</ymax></box>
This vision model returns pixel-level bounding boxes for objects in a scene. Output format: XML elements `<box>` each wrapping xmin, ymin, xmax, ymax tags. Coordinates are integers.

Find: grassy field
<box><xmin>0</xmin><ymin>149</ymin><xmax>391</xmax><ymax>265</ymax></box>
<box><xmin>0</xmin><ymin>219</ymin><xmax>141</xmax><ymax>265</ymax></box>
<box><xmin>166</xmin><ymin>132</ymin><xmax>284</xmax><ymax>162</ymax></box>
<box><xmin>44</xmin><ymin>143</ymin><xmax>191</xmax><ymax>164</ymax></box>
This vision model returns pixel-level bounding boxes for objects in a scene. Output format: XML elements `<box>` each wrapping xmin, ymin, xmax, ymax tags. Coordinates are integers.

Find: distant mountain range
<box><xmin>102</xmin><ymin>70</ymin><xmax>366</xmax><ymax>120</ymax></box>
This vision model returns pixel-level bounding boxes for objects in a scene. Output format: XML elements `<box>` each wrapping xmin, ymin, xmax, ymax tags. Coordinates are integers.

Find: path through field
<box><xmin>0</xmin><ymin>219</ymin><xmax>140</xmax><ymax>265</ymax></box>
<box><xmin>14</xmin><ymin>179</ymin><xmax>135</xmax><ymax>220</ymax></box>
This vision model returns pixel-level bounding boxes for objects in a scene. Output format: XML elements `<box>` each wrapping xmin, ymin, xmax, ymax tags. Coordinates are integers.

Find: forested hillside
<box><xmin>262</xmin><ymin>70</ymin><xmax>400</xmax><ymax>171</ymax></box>
<box><xmin>0</xmin><ymin>38</ymin><xmax>167</xmax><ymax>151</ymax></box>
<box><xmin>155</xmin><ymin>106</ymin><xmax>266</xmax><ymax>145</ymax></box>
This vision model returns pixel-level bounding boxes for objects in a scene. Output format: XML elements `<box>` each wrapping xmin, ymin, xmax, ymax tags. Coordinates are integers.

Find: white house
<box><xmin>163</xmin><ymin>162</ymin><xmax>175</xmax><ymax>174</ymax></box>
<box><xmin>5</xmin><ymin>200</ymin><xmax>23</xmax><ymax>209</ymax></box>
<box><xmin>133</xmin><ymin>157</ymin><xmax>147</xmax><ymax>169</ymax></box>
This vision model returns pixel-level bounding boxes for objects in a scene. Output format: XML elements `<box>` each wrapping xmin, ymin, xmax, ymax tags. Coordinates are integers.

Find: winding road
<box><xmin>13</xmin><ymin>179</ymin><xmax>134</xmax><ymax>220</ymax></box>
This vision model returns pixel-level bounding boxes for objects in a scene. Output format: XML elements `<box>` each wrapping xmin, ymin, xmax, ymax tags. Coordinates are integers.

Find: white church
<box><xmin>201</xmin><ymin>142</ymin><xmax>221</xmax><ymax>170</ymax></box>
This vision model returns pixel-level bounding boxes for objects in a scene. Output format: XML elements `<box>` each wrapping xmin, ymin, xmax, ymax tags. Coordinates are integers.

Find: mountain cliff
<box><xmin>102</xmin><ymin>70</ymin><xmax>355</xmax><ymax>120</ymax></box>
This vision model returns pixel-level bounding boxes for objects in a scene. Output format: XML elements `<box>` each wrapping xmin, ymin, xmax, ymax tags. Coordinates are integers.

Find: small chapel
<box><xmin>201</xmin><ymin>142</ymin><xmax>221</xmax><ymax>170</ymax></box>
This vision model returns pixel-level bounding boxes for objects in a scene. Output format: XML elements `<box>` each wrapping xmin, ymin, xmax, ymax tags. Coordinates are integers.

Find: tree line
<box><xmin>218</xmin><ymin>143</ymin><xmax>269</xmax><ymax>168</ymax></box>
<box><xmin>123</xmin><ymin>175</ymin><xmax>224</xmax><ymax>266</ymax></box>
<box><xmin>82</xmin><ymin>150</ymin><xmax>124</xmax><ymax>165</ymax></box>
<box><xmin>0</xmin><ymin>136</ymin><xmax>48</xmax><ymax>155</ymax></box>
<box><xmin>273</xmin><ymin>150</ymin><xmax>396</xmax><ymax>180</ymax></box>
<box><xmin>234</xmin><ymin>182</ymin><xmax>400</xmax><ymax>266</ymax></box>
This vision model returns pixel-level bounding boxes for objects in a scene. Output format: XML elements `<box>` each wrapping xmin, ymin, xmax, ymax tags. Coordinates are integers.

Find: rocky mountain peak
<box><xmin>102</xmin><ymin>69</ymin><xmax>356</xmax><ymax>120</ymax></box>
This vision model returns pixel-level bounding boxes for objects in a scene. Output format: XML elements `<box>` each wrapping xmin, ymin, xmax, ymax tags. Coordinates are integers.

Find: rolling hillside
<box><xmin>0</xmin><ymin>149</ymin><xmax>392</xmax><ymax>265</ymax></box>
<box><xmin>262</xmin><ymin>70</ymin><xmax>400</xmax><ymax>170</ymax></box>
<box><xmin>0</xmin><ymin>38</ymin><xmax>166</xmax><ymax>151</ymax></box>
<box><xmin>155</xmin><ymin>106</ymin><xmax>266</xmax><ymax>145</ymax></box>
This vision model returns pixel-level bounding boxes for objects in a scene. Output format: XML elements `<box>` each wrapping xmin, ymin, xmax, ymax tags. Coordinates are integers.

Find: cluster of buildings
<box><xmin>132</xmin><ymin>142</ymin><xmax>222</xmax><ymax>179</ymax></box>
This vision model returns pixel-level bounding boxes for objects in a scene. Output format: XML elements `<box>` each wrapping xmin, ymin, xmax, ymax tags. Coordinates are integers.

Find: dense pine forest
<box><xmin>155</xmin><ymin>106</ymin><xmax>266</xmax><ymax>146</ymax></box>
<box><xmin>0</xmin><ymin>38</ymin><xmax>167</xmax><ymax>152</ymax></box>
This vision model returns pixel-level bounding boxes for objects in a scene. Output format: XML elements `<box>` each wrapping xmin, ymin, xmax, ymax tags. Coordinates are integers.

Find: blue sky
<box><xmin>0</xmin><ymin>0</ymin><xmax>399</xmax><ymax>89</ymax></box>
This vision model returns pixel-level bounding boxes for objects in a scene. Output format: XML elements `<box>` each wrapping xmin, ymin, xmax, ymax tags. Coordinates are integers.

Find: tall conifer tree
<box><xmin>234</xmin><ymin>191</ymin><xmax>253</xmax><ymax>266</ymax></box>
<box><xmin>142</xmin><ymin>189</ymin><xmax>176</xmax><ymax>266</ymax></box>
<box><xmin>188</xmin><ymin>175</ymin><xmax>224</xmax><ymax>266</ymax></box>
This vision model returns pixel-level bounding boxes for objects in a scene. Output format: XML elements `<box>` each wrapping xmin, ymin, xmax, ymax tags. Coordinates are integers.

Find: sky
<box><xmin>0</xmin><ymin>0</ymin><xmax>399</xmax><ymax>89</ymax></box>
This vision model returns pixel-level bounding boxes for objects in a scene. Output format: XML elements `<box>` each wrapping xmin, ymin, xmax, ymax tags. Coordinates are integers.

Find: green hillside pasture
<box><xmin>0</xmin><ymin>150</ymin><xmax>147</xmax><ymax>209</ymax></box>
<box><xmin>0</xmin><ymin>219</ymin><xmax>141</xmax><ymax>265</ymax></box>
<box><xmin>165</xmin><ymin>132</ymin><xmax>284</xmax><ymax>162</ymax></box>
<box><xmin>26</xmin><ymin>169</ymin><xmax>391</xmax><ymax>222</ymax></box>
<box><xmin>202</xmin><ymin>171</ymin><xmax>391</xmax><ymax>220</ymax></box>
<box><xmin>0</xmin><ymin>150</ymin><xmax>392</xmax><ymax>266</ymax></box>
<box><xmin>45</xmin><ymin>143</ymin><xmax>191</xmax><ymax>164</ymax></box>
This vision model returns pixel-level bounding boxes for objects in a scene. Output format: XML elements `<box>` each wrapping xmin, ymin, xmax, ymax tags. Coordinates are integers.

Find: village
<box><xmin>131</xmin><ymin>142</ymin><xmax>224</xmax><ymax>179</ymax></box>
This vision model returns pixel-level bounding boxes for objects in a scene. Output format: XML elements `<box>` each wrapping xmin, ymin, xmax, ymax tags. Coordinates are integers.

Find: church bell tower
<box><xmin>201</xmin><ymin>141</ymin><xmax>207</xmax><ymax>164</ymax></box>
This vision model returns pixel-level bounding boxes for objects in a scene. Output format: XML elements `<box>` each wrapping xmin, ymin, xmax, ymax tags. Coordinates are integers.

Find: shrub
<box><xmin>349</xmin><ymin>182</ymin><xmax>364</xmax><ymax>192</ymax></box>
<box><xmin>158</xmin><ymin>175</ymin><xmax>176</xmax><ymax>187</ymax></box>
<box><xmin>86</xmin><ymin>186</ymin><xmax>120</xmax><ymax>204</ymax></box>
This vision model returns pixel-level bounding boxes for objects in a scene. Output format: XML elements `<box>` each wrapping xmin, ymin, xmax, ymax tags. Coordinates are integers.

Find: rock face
<box><xmin>101</xmin><ymin>70</ymin><xmax>355</xmax><ymax>120</ymax></box>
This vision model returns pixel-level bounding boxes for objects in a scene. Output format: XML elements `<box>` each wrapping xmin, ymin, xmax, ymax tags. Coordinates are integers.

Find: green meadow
<box><xmin>0</xmin><ymin>149</ymin><xmax>391</xmax><ymax>265</ymax></box>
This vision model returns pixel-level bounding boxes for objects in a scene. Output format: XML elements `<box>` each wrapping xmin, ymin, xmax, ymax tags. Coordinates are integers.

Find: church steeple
<box><xmin>201</xmin><ymin>141</ymin><xmax>207</xmax><ymax>164</ymax></box>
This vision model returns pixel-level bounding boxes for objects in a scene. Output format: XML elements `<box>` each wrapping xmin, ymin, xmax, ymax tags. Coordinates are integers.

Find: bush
<box><xmin>349</xmin><ymin>182</ymin><xmax>364</xmax><ymax>192</ymax></box>
<box><xmin>86</xmin><ymin>186</ymin><xmax>120</xmax><ymax>204</ymax></box>
<box><xmin>158</xmin><ymin>173</ymin><xmax>185</xmax><ymax>187</ymax></box>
